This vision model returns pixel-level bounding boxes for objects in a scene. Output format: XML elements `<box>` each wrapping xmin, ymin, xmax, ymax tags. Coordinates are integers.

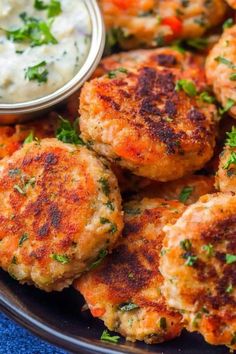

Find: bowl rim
<box><xmin>0</xmin><ymin>0</ymin><xmax>105</xmax><ymax>115</ymax></box>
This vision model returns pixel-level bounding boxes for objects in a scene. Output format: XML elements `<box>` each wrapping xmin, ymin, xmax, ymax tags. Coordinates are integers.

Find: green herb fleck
<box><xmin>223</xmin><ymin>151</ymin><xmax>236</xmax><ymax>170</ymax></box>
<box><xmin>231</xmin><ymin>333</ymin><xmax>236</xmax><ymax>345</ymax></box>
<box><xmin>223</xmin><ymin>18</ymin><xmax>234</xmax><ymax>30</ymax></box>
<box><xmin>25</xmin><ymin>61</ymin><xmax>48</xmax><ymax>83</ymax></box>
<box><xmin>230</xmin><ymin>73</ymin><xmax>236</xmax><ymax>81</ymax></box>
<box><xmin>219</xmin><ymin>98</ymin><xmax>235</xmax><ymax>115</ymax></box>
<box><xmin>123</xmin><ymin>207</ymin><xmax>141</xmax><ymax>215</ymax></box>
<box><xmin>35</xmin><ymin>0</ymin><xmax>62</xmax><ymax>18</ymax></box>
<box><xmin>5</xmin><ymin>13</ymin><xmax>58</xmax><ymax>47</ymax></box>
<box><xmin>180</xmin><ymin>239</ymin><xmax>192</xmax><ymax>251</ymax></box>
<box><xmin>51</xmin><ymin>253</ymin><xmax>70</xmax><ymax>264</ymax></box>
<box><xmin>98</xmin><ymin>177</ymin><xmax>110</xmax><ymax>196</ymax></box>
<box><xmin>202</xmin><ymin>244</ymin><xmax>214</xmax><ymax>257</ymax></box>
<box><xmin>56</xmin><ymin>116</ymin><xmax>85</xmax><ymax>145</ymax></box>
<box><xmin>183</xmin><ymin>254</ymin><xmax>198</xmax><ymax>266</ymax></box>
<box><xmin>119</xmin><ymin>302</ymin><xmax>139</xmax><ymax>312</ymax></box>
<box><xmin>175</xmin><ymin>80</ymin><xmax>197</xmax><ymax>97</ymax></box>
<box><xmin>226</xmin><ymin>283</ymin><xmax>233</xmax><ymax>294</ymax></box>
<box><xmin>199</xmin><ymin>91</ymin><xmax>215</xmax><ymax>104</ymax></box>
<box><xmin>100</xmin><ymin>217</ymin><xmax>117</xmax><ymax>234</ymax></box>
<box><xmin>179</xmin><ymin>186</ymin><xmax>194</xmax><ymax>203</ymax></box>
<box><xmin>19</xmin><ymin>233</ymin><xmax>29</xmax><ymax>247</ymax></box>
<box><xmin>107</xmin><ymin>67</ymin><xmax>128</xmax><ymax>79</ymax></box>
<box><xmin>100</xmin><ymin>330</ymin><xmax>120</xmax><ymax>344</ymax></box>
<box><xmin>215</xmin><ymin>56</ymin><xmax>236</xmax><ymax>69</ymax></box>
<box><xmin>226</xmin><ymin>126</ymin><xmax>236</xmax><ymax>147</ymax></box>
<box><xmin>226</xmin><ymin>254</ymin><xmax>236</xmax><ymax>264</ymax></box>
<box><xmin>89</xmin><ymin>249</ymin><xmax>108</xmax><ymax>270</ymax></box>
<box><xmin>105</xmin><ymin>201</ymin><xmax>115</xmax><ymax>211</ymax></box>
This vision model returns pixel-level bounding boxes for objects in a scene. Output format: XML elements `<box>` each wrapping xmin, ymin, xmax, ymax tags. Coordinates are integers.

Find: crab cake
<box><xmin>94</xmin><ymin>48</ymin><xmax>207</xmax><ymax>91</ymax></box>
<box><xmin>80</xmin><ymin>63</ymin><xmax>217</xmax><ymax>181</ymax></box>
<box><xmin>75</xmin><ymin>198</ymin><xmax>185</xmax><ymax>343</ymax></box>
<box><xmin>0</xmin><ymin>115</ymin><xmax>57</xmax><ymax>160</ymax></box>
<box><xmin>137</xmin><ymin>175</ymin><xmax>216</xmax><ymax>205</ymax></box>
<box><xmin>216</xmin><ymin>126</ymin><xmax>236</xmax><ymax>193</ymax></box>
<box><xmin>206</xmin><ymin>25</ymin><xmax>236</xmax><ymax>119</ymax></box>
<box><xmin>0</xmin><ymin>139</ymin><xmax>123</xmax><ymax>292</ymax></box>
<box><xmin>160</xmin><ymin>193</ymin><xmax>236</xmax><ymax>350</ymax></box>
<box><xmin>101</xmin><ymin>0</ymin><xmax>227</xmax><ymax>50</ymax></box>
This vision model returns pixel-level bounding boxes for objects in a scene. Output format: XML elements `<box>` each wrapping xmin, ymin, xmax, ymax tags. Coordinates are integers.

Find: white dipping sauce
<box><xmin>0</xmin><ymin>0</ymin><xmax>91</xmax><ymax>103</ymax></box>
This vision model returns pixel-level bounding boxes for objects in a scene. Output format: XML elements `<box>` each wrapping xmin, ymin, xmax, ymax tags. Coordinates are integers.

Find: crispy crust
<box><xmin>80</xmin><ymin>62</ymin><xmax>217</xmax><ymax>181</ymax></box>
<box><xmin>0</xmin><ymin>139</ymin><xmax>123</xmax><ymax>291</ymax></box>
<box><xmin>75</xmin><ymin>198</ymin><xmax>185</xmax><ymax>343</ymax></box>
<box><xmin>160</xmin><ymin>193</ymin><xmax>236</xmax><ymax>349</ymax></box>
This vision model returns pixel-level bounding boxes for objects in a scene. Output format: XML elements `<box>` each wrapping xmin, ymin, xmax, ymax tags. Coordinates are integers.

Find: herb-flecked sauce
<box><xmin>0</xmin><ymin>0</ymin><xmax>91</xmax><ymax>103</ymax></box>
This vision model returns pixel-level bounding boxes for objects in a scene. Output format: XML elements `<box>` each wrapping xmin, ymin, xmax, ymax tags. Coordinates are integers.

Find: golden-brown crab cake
<box><xmin>215</xmin><ymin>126</ymin><xmax>236</xmax><ymax>192</ymax></box>
<box><xmin>137</xmin><ymin>175</ymin><xmax>216</xmax><ymax>205</ymax></box>
<box><xmin>80</xmin><ymin>64</ymin><xmax>217</xmax><ymax>181</ymax></box>
<box><xmin>75</xmin><ymin>198</ymin><xmax>185</xmax><ymax>343</ymax></box>
<box><xmin>0</xmin><ymin>138</ymin><xmax>123</xmax><ymax>292</ymax></box>
<box><xmin>94</xmin><ymin>48</ymin><xmax>207</xmax><ymax>91</ymax></box>
<box><xmin>101</xmin><ymin>0</ymin><xmax>227</xmax><ymax>50</ymax></box>
<box><xmin>225</xmin><ymin>0</ymin><xmax>236</xmax><ymax>9</ymax></box>
<box><xmin>0</xmin><ymin>115</ymin><xmax>57</xmax><ymax>160</ymax></box>
<box><xmin>160</xmin><ymin>193</ymin><xmax>236</xmax><ymax>350</ymax></box>
<box><xmin>206</xmin><ymin>25</ymin><xmax>236</xmax><ymax>119</ymax></box>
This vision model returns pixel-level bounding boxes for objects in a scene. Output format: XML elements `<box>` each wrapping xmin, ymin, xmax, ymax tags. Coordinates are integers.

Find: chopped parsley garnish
<box><xmin>226</xmin><ymin>126</ymin><xmax>236</xmax><ymax>147</ymax></box>
<box><xmin>223</xmin><ymin>151</ymin><xmax>236</xmax><ymax>170</ymax></box>
<box><xmin>230</xmin><ymin>73</ymin><xmax>236</xmax><ymax>81</ymax></box>
<box><xmin>34</xmin><ymin>0</ymin><xmax>62</xmax><ymax>18</ymax></box>
<box><xmin>89</xmin><ymin>249</ymin><xmax>108</xmax><ymax>270</ymax></box>
<box><xmin>118</xmin><ymin>302</ymin><xmax>139</xmax><ymax>312</ymax></box>
<box><xmin>5</xmin><ymin>13</ymin><xmax>58</xmax><ymax>47</ymax></box>
<box><xmin>215</xmin><ymin>56</ymin><xmax>236</xmax><ymax>69</ymax></box>
<box><xmin>98</xmin><ymin>177</ymin><xmax>110</xmax><ymax>196</ymax></box>
<box><xmin>223</xmin><ymin>18</ymin><xmax>234</xmax><ymax>30</ymax></box>
<box><xmin>175</xmin><ymin>79</ymin><xmax>197</xmax><ymax>97</ymax></box>
<box><xmin>185</xmin><ymin>37</ymin><xmax>208</xmax><ymax>50</ymax></box>
<box><xmin>25</xmin><ymin>61</ymin><xmax>48</xmax><ymax>83</ymax></box>
<box><xmin>56</xmin><ymin>117</ymin><xmax>85</xmax><ymax>145</ymax></box>
<box><xmin>100</xmin><ymin>217</ymin><xmax>117</xmax><ymax>234</ymax></box>
<box><xmin>202</xmin><ymin>244</ymin><xmax>214</xmax><ymax>257</ymax></box>
<box><xmin>24</xmin><ymin>131</ymin><xmax>35</xmax><ymax>144</ymax></box>
<box><xmin>226</xmin><ymin>283</ymin><xmax>233</xmax><ymax>294</ymax></box>
<box><xmin>100</xmin><ymin>330</ymin><xmax>120</xmax><ymax>344</ymax></box>
<box><xmin>226</xmin><ymin>254</ymin><xmax>236</xmax><ymax>264</ymax></box>
<box><xmin>50</xmin><ymin>253</ymin><xmax>70</xmax><ymax>264</ymax></box>
<box><xmin>183</xmin><ymin>254</ymin><xmax>198</xmax><ymax>266</ymax></box>
<box><xmin>105</xmin><ymin>201</ymin><xmax>115</xmax><ymax>211</ymax></box>
<box><xmin>14</xmin><ymin>176</ymin><xmax>36</xmax><ymax>196</ymax></box>
<box><xmin>231</xmin><ymin>333</ymin><xmax>236</xmax><ymax>345</ymax></box>
<box><xmin>179</xmin><ymin>186</ymin><xmax>194</xmax><ymax>203</ymax></box>
<box><xmin>159</xmin><ymin>317</ymin><xmax>167</xmax><ymax>330</ymax></box>
<box><xmin>107</xmin><ymin>67</ymin><xmax>128</xmax><ymax>79</ymax></box>
<box><xmin>219</xmin><ymin>98</ymin><xmax>235</xmax><ymax>115</ymax></box>
<box><xmin>180</xmin><ymin>239</ymin><xmax>192</xmax><ymax>251</ymax></box>
<box><xmin>199</xmin><ymin>91</ymin><xmax>216</xmax><ymax>104</ymax></box>
<box><xmin>19</xmin><ymin>233</ymin><xmax>29</xmax><ymax>247</ymax></box>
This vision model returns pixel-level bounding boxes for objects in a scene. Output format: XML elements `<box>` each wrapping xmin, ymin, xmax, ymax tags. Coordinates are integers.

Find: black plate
<box><xmin>0</xmin><ymin>269</ymin><xmax>230</xmax><ymax>354</ymax></box>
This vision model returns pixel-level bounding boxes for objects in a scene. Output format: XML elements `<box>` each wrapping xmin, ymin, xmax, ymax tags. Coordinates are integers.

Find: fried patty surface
<box><xmin>100</xmin><ymin>0</ymin><xmax>227</xmax><ymax>49</ymax></box>
<box><xmin>75</xmin><ymin>198</ymin><xmax>185</xmax><ymax>343</ymax></box>
<box><xmin>0</xmin><ymin>115</ymin><xmax>57</xmax><ymax>160</ymax></box>
<box><xmin>206</xmin><ymin>25</ymin><xmax>236</xmax><ymax>119</ymax></box>
<box><xmin>80</xmin><ymin>61</ymin><xmax>217</xmax><ymax>181</ymax></box>
<box><xmin>0</xmin><ymin>139</ymin><xmax>123</xmax><ymax>291</ymax></box>
<box><xmin>160</xmin><ymin>193</ymin><xmax>236</xmax><ymax>349</ymax></box>
<box><xmin>94</xmin><ymin>48</ymin><xmax>206</xmax><ymax>91</ymax></box>
<box><xmin>137</xmin><ymin>175</ymin><xmax>216</xmax><ymax>205</ymax></box>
